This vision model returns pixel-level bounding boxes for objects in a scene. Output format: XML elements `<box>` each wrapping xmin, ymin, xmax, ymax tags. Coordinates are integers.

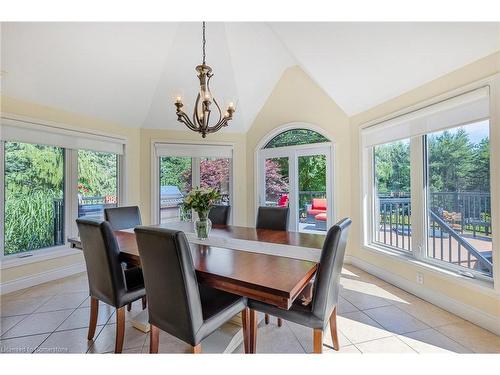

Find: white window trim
<box><xmin>0</xmin><ymin>114</ymin><xmax>127</xmax><ymax>262</ymax></box>
<box><xmin>151</xmin><ymin>140</ymin><xmax>235</xmax><ymax>225</ymax></box>
<box><xmin>360</xmin><ymin>74</ymin><xmax>500</xmax><ymax>287</ymax></box>
<box><xmin>254</xmin><ymin>122</ymin><xmax>337</xmax><ymax>232</ymax></box>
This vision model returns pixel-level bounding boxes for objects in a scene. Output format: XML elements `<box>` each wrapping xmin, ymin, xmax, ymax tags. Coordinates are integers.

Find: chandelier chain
<box><xmin>202</xmin><ymin>21</ymin><xmax>206</xmax><ymax>65</ymax></box>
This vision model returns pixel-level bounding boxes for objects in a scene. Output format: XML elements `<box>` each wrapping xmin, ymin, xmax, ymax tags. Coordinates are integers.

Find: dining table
<box><xmin>68</xmin><ymin>221</ymin><xmax>326</xmax><ymax>353</ymax></box>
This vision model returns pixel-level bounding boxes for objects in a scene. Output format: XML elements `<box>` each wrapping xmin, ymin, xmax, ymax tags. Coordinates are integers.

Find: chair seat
<box><xmin>196</xmin><ymin>285</ymin><xmax>247</xmax><ymax>343</ymax></box>
<box><xmin>248</xmin><ymin>297</ymin><xmax>325</xmax><ymax>330</ymax></box>
<box><xmin>116</xmin><ymin>267</ymin><xmax>146</xmax><ymax>307</ymax></box>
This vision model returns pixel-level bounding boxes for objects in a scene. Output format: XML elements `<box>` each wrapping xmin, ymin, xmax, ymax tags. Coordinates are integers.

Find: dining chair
<box><xmin>256</xmin><ymin>206</ymin><xmax>289</xmax><ymax>326</ymax></box>
<box><xmin>256</xmin><ymin>206</ymin><xmax>289</xmax><ymax>231</ymax></box>
<box><xmin>104</xmin><ymin>206</ymin><xmax>142</xmax><ymax>230</ymax></box>
<box><xmin>248</xmin><ymin>218</ymin><xmax>352</xmax><ymax>353</ymax></box>
<box><xmin>134</xmin><ymin>226</ymin><xmax>250</xmax><ymax>354</ymax></box>
<box><xmin>208</xmin><ymin>205</ymin><xmax>231</xmax><ymax>225</ymax></box>
<box><xmin>76</xmin><ymin>218</ymin><xmax>147</xmax><ymax>353</ymax></box>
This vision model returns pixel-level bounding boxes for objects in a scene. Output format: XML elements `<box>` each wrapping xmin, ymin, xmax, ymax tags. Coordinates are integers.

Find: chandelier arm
<box><xmin>193</xmin><ymin>93</ymin><xmax>202</xmax><ymax>127</ymax></box>
<box><xmin>178</xmin><ymin>111</ymin><xmax>199</xmax><ymax>132</ymax></box>
<box><xmin>212</xmin><ymin>97</ymin><xmax>223</xmax><ymax>125</ymax></box>
<box><xmin>207</xmin><ymin>118</ymin><xmax>229</xmax><ymax>134</ymax></box>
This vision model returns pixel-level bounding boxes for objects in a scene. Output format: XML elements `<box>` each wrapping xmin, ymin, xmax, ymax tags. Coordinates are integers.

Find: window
<box><xmin>362</xmin><ymin>84</ymin><xmax>494</xmax><ymax>279</ymax></box>
<box><xmin>154</xmin><ymin>143</ymin><xmax>233</xmax><ymax>224</ymax></box>
<box><xmin>77</xmin><ymin>150</ymin><xmax>119</xmax><ymax>219</ymax></box>
<box><xmin>425</xmin><ymin>121</ymin><xmax>492</xmax><ymax>276</ymax></box>
<box><xmin>1</xmin><ymin>117</ymin><xmax>126</xmax><ymax>257</ymax></box>
<box><xmin>259</xmin><ymin>128</ymin><xmax>332</xmax><ymax>233</ymax></box>
<box><xmin>373</xmin><ymin>139</ymin><xmax>411</xmax><ymax>252</ymax></box>
<box><xmin>265</xmin><ymin>128</ymin><xmax>329</xmax><ymax>149</ymax></box>
<box><xmin>4</xmin><ymin>142</ymin><xmax>65</xmax><ymax>255</ymax></box>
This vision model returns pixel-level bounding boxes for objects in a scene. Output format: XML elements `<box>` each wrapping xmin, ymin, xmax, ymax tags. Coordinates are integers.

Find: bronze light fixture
<box><xmin>174</xmin><ymin>22</ymin><xmax>235</xmax><ymax>138</ymax></box>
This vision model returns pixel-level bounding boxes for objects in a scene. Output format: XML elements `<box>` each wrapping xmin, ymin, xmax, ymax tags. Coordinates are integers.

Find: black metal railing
<box><xmin>377</xmin><ymin>192</ymin><xmax>492</xmax><ymax>277</ymax></box>
<box><xmin>53</xmin><ymin>198</ymin><xmax>65</xmax><ymax>246</ymax></box>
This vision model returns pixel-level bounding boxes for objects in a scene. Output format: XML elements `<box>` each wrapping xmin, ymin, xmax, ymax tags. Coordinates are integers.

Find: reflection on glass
<box><xmin>200</xmin><ymin>157</ymin><xmax>230</xmax><ymax>205</ymax></box>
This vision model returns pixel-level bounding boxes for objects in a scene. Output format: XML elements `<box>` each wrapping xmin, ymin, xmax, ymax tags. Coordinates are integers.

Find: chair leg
<box><xmin>149</xmin><ymin>324</ymin><xmax>159</xmax><ymax>354</ymax></box>
<box><xmin>127</xmin><ymin>303</ymin><xmax>132</xmax><ymax>312</ymax></box>
<box><xmin>277</xmin><ymin>318</ymin><xmax>283</xmax><ymax>327</ymax></box>
<box><xmin>329</xmin><ymin>306</ymin><xmax>339</xmax><ymax>351</ymax></box>
<box><xmin>241</xmin><ymin>308</ymin><xmax>251</xmax><ymax>353</ymax></box>
<box><xmin>264</xmin><ymin>313</ymin><xmax>269</xmax><ymax>324</ymax></box>
<box><xmin>249</xmin><ymin>309</ymin><xmax>258</xmax><ymax>354</ymax></box>
<box><xmin>142</xmin><ymin>296</ymin><xmax>147</xmax><ymax>310</ymax></box>
<box><xmin>115</xmin><ymin>307</ymin><xmax>125</xmax><ymax>353</ymax></box>
<box><xmin>192</xmin><ymin>344</ymin><xmax>202</xmax><ymax>354</ymax></box>
<box><xmin>313</xmin><ymin>329</ymin><xmax>323</xmax><ymax>354</ymax></box>
<box><xmin>87</xmin><ymin>297</ymin><xmax>99</xmax><ymax>340</ymax></box>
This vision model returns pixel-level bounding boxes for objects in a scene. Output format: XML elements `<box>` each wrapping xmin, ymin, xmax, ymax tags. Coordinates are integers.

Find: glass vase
<box><xmin>194</xmin><ymin>210</ymin><xmax>212</xmax><ymax>239</ymax></box>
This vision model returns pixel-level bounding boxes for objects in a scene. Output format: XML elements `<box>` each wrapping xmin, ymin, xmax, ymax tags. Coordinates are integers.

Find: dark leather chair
<box><xmin>134</xmin><ymin>226</ymin><xmax>250</xmax><ymax>353</ymax></box>
<box><xmin>256</xmin><ymin>206</ymin><xmax>289</xmax><ymax>231</ymax></box>
<box><xmin>208</xmin><ymin>205</ymin><xmax>231</xmax><ymax>225</ymax></box>
<box><xmin>248</xmin><ymin>218</ymin><xmax>352</xmax><ymax>353</ymax></box>
<box><xmin>256</xmin><ymin>206</ymin><xmax>289</xmax><ymax>326</ymax></box>
<box><xmin>104</xmin><ymin>206</ymin><xmax>142</xmax><ymax>230</ymax></box>
<box><xmin>76</xmin><ymin>218</ymin><xmax>147</xmax><ymax>353</ymax></box>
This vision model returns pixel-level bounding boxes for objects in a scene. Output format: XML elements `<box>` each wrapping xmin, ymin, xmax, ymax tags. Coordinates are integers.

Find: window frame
<box><xmin>0</xmin><ymin>116</ymin><xmax>126</xmax><ymax>261</ymax></box>
<box><xmin>361</xmin><ymin>75</ymin><xmax>500</xmax><ymax>284</ymax></box>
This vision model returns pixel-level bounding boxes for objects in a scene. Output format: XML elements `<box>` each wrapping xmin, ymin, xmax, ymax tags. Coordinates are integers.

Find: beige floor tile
<box><xmin>36</xmin><ymin>327</ymin><xmax>103</xmax><ymax>353</ymax></box>
<box><xmin>0</xmin><ymin>333</ymin><xmax>50</xmax><ymax>353</ymax></box>
<box><xmin>337</xmin><ymin>311</ymin><xmax>393</xmax><ymax>344</ymax></box>
<box><xmin>56</xmin><ymin>304</ymin><xmax>115</xmax><ymax>332</ymax></box>
<box><xmin>398</xmin><ymin>328</ymin><xmax>472</xmax><ymax>353</ymax></box>
<box><xmin>1</xmin><ymin>309</ymin><xmax>74</xmax><ymax>338</ymax></box>
<box><xmin>1</xmin><ymin>314</ymin><xmax>28</xmax><ymax>336</ymax></box>
<box><xmin>286</xmin><ymin>320</ymin><xmax>351</xmax><ymax>353</ymax></box>
<box><xmin>436</xmin><ymin>321</ymin><xmax>500</xmax><ymax>353</ymax></box>
<box><xmin>363</xmin><ymin>305</ymin><xmax>430</xmax><ymax>334</ymax></box>
<box><xmin>356</xmin><ymin>336</ymin><xmax>416</xmax><ymax>353</ymax></box>
<box><xmin>394</xmin><ymin>298</ymin><xmax>464</xmax><ymax>327</ymax></box>
<box><xmin>340</xmin><ymin>287</ymin><xmax>395</xmax><ymax>310</ymax></box>
<box><xmin>324</xmin><ymin>344</ymin><xmax>361</xmax><ymax>353</ymax></box>
<box><xmin>0</xmin><ymin>295</ymin><xmax>52</xmax><ymax>317</ymax></box>
<box><xmin>35</xmin><ymin>291</ymin><xmax>89</xmax><ymax>313</ymax></box>
<box><xmin>89</xmin><ymin>322</ymin><xmax>147</xmax><ymax>353</ymax></box>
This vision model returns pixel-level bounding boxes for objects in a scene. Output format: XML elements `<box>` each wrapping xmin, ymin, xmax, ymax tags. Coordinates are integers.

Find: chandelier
<box><xmin>174</xmin><ymin>22</ymin><xmax>235</xmax><ymax>138</ymax></box>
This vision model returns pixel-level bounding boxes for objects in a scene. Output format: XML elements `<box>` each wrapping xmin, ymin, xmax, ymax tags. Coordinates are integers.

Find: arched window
<box><xmin>264</xmin><ymin>128</ymin><xmax>329</xmax><ymax>149</ymax></box>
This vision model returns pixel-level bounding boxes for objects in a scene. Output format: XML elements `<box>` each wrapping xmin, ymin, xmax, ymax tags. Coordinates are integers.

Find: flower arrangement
<box><xmin>183</xmin><ymin>187</ymin><xmax>221</xmax><ymax>239</ymax></box>
<box><xmin>183</xmin><ymin>187</ymin><xmax>221</xmax><ymax>220</ymax></box>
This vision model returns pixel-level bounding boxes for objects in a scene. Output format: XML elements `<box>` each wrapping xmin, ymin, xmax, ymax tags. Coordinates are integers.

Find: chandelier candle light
<box><xmin>174</xmin><ymin>22</ymin><xmax>236</xmax><ymax>138</ymax></box>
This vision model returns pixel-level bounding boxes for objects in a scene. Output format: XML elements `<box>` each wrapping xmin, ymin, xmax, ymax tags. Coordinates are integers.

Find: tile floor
<box><xmin>1</xmin><ymin>264</ymin><xmax>499</xmax><ymax>354</ymax></box>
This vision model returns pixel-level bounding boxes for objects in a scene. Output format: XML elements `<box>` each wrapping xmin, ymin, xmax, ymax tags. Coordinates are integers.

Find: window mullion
<box><xmin>0</xmin><ymin>141</ymin><xmax>5</xmax><ymax>256</ymax></box>
<box><xmin>410</xmin><ymin>136</ymin><xmax>425</xmax><ymax>259</ymax></box>
<box><xmin>65</xmin><ymin>149</ymin><xmax>78</xmax><ymax>240</ymax></box>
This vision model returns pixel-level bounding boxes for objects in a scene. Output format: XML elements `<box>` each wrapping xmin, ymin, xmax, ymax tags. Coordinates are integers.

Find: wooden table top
<box><xmin>70</xmin><ymin>224</ymin><xmax>320</xmax><ymax>309</ymax></box>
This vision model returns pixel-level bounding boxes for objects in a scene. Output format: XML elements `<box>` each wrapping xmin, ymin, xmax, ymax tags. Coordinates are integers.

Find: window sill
<box><xmin>0</xmin><ymin>245</ymin><xmax>82</xmax><ymax>270</ymax></box>
<box><xmin>361</xmin><ymin>243</ymin><xmax>497</xmax><ymax>297</ymax></box>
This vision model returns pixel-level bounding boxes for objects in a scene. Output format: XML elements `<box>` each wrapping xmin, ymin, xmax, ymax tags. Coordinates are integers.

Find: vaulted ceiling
<box><xmin>1</xmin><ymin>22</ymin><xmax>499</xmax><ymax>132</ymax></box>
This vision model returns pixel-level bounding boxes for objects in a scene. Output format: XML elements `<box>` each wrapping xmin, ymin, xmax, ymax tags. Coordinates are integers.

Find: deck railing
<box><xmin>377</xmin><ymin>192</ymin><xmax>492</xmax><ymax>277</ymax></box>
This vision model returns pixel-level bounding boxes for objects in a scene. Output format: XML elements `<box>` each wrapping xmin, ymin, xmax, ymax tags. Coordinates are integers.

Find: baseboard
<box><xmin>345</xmin><ymin>255</ymin><xmax>500</xmax><ymax>336</ymax></box>
<box><xmin>0</xmin><ymin>262</ymin><xmax>86</xmax><ymax>295</ymax></box>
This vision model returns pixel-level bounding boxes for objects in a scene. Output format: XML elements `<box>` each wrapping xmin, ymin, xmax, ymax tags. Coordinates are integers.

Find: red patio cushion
<box><xmin>307</xmin><ymin>209</ymin><xmax>326</xmax><ymax>216</ymax></box>
<box><xmin>312</xmin><ymin>198</ymin><xmax>327</xmax><ymax>210</ymax></box>
<box><xmin>315</xmin><ymin>213</ymin><xmax>327</xmax><ymax>221</ymax></box>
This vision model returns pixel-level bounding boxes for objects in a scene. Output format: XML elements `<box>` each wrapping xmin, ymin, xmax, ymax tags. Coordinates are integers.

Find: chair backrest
<box><xmin>311</xmin><ymin>218</ymin><xmax>352</xmax><ymax>323</ymax></box>
<box><xmin>76</xmin><ymin>218</ymin><xmax>126</xmax><ymax>307</ymax></box>
<box><xmin>134</xmin><ymin>226</ymin><xmax>204</xmax><ymax>345</ymax></box>
<box><xmin>104</xmin><ymin>206</ymin><xmax>142</xmax><ymax>230</ymax></box>
<box><xmin>208</xmin><ymin>205</ymin><xmax>231</xmax><ymax>225</ymax></box>
<box><xmin>256</xmin><ymin>206</ymin><xmax>289</xmax><ymax>231</ymax></box>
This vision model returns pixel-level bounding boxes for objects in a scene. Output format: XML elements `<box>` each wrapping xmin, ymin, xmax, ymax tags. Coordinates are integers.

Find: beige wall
<box><xmin>139</xmin><ymin>128</ymin><xmax>247</xmax><ymax>226</ymax></box>
<box><xmin>1</xmin><ymin>95</ymin><xmax>142</xmax><ymax>285</ymax></box>
<box><xmin>245</xmin><ymin>66</ymin><xmax>351</xmax><ymax>226</ymax></box>
<box><xmin>349</xmin><ymin>52</ymin><xmax>500</xmax><ymax>319</ymax></box>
